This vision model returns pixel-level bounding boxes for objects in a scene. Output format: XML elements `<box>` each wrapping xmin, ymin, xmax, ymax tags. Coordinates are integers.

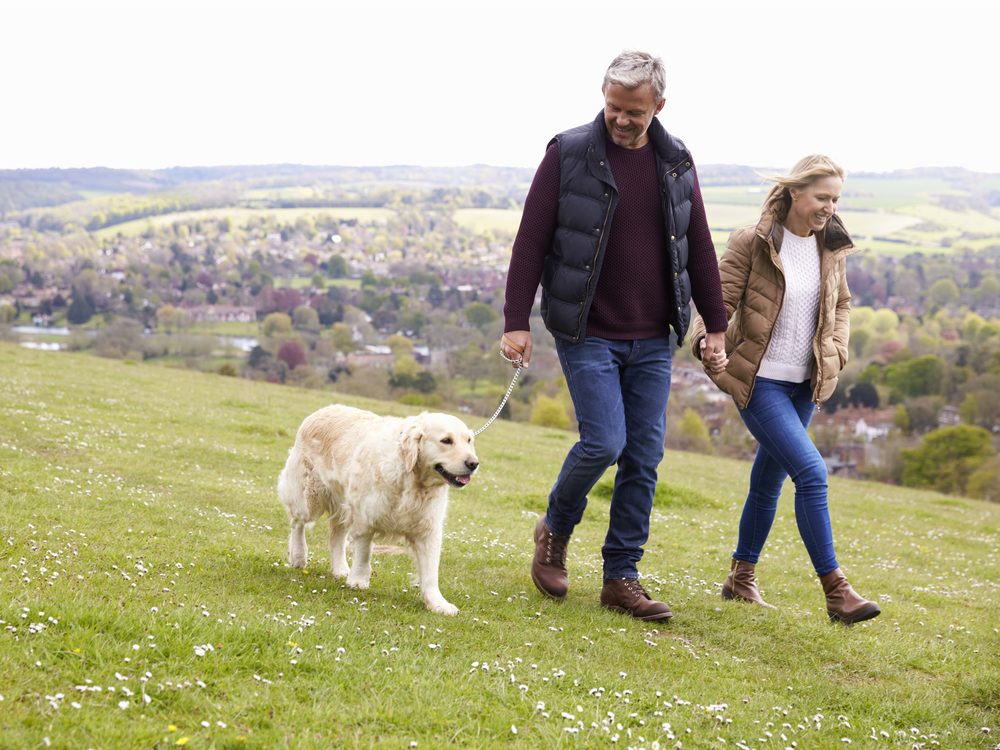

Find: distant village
<box><xmin>1</xmin><ymin>167</ymin><xmax>998</xmax><ymax>499</ymax></box>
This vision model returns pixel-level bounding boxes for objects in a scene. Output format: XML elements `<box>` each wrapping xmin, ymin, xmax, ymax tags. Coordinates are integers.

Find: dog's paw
<box><xmin>331</xmin><ymin>566</ymin><xmax>350</xmax><ymax>579</ymax></box>
<box><xmin>288</xmin><ymin>554</ymin><xmax>307</xmax><ymax>569</ymax></box>
<box><xmin>426</xmin><ymin>599</ymin><xmax>459</xmax><ymax>616</ymax></box>
<box><xmin>346</xmin><ymin>575</ymin><xmax>370</xmax><ymax>590</ymax></box>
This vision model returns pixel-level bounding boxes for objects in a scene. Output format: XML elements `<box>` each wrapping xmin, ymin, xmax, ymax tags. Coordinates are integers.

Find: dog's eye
<box><xmin>441</xmin><ymin>437</ymin><xmax>453</xmax><ymax>445</ymax></box>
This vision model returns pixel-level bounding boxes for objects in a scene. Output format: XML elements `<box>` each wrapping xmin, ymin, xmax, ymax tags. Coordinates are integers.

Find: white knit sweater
<box><xmin>758</xmin><ymin>229</ymin><xmax>821</xmax><ymax>383</ymax></box>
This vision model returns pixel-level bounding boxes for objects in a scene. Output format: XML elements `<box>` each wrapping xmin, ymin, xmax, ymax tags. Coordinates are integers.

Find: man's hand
<box><xmin>500</xmin><ymin>330</ymin><xmax>532</xmax><ymax>367</ymax></box>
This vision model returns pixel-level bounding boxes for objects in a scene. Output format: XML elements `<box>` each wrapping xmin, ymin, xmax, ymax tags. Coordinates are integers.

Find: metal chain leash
<box><xmin>473</xmin><ymin>349</ymin><xmax>524</xmax><ymax>436</ymax></box>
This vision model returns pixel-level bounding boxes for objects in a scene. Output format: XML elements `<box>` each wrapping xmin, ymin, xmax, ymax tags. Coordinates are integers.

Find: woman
<box><xmin>689</xmin><ymin>154</ymin><xmax>880</xmax><ymax>625</ymax></box>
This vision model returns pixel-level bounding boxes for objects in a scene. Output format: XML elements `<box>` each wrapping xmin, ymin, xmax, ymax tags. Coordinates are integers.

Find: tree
<box><xmin>824</xmin><ymin>381</ymin><xmax>849</xmax><ymax>412</ymax></box>
<box><xmin>327</xmin><ymin>255</ymin><xmax>348</xmax><ymax>278</ymax></box>
<box><xmin>389</xmin><ymin>355</ymin><xmax>437</xmax><ymax>393</ymax></box>
<box><xmin>316</xmin><ymin>296</ymin><xmax>344</xmax><ymax>326</ymax></box>
<box><xmin>247</xmin><ymin>345</ymin><xmax>271</xmax><ymax>370</ymax></box>
<box><xmin>927</xmin><ymin>278</ymin><xmax>960</xmax><ymax>309</ymax></box>
<box><xmin>872</xmin><ymin>308</ymin><xmax>900</xmax><ymax>335</ymax></box>
<box><xmin>893</xmin><ymin>404</ymin><xmax>910</xmax><ymax>433</ymax></box>
<box><xmin>385</xmin><ymin>334</ymin><xmax>413</xmax><ymax>354</ymax></box>
<box><xmin>262</xmin><ymin>312</ymin><xmax>293</xmax><ymax>336</ymax></box>
<box><xmin>66</xmin><ymin>291</ymin><xmax>95</xmax><ymax>325</ymax></box>
<box><xmin>675</xmin><ymin>408</ymin><xmax>711</xmax><ymax>453</ymax></box>
<box><xmin>884</xmin><ymin>354</ymin><xmax>945</xmax><ymax>400</ymax></box>
<box><xmin>277</xmin><ymin>340</ymin><xmax>307</xmax><ymax>370</ymax></box>
<box><xmin>713</xmin><ymin>401</ymin><xmax>756</xmax><ymax>459</ymax></box>
<box><xmin>0</xmin><ymin>260</ymin><xmax>23</xmax><ymax>293</ymax></box>
<box><xmin>958</xmin><ymin>374</ymin><xmax>1000</xmax><ymax>430</ymax></box>
<box><xmin>292</xmin><ymin>305</ymin><xmax>321</xmax><ymax>333</ymax></box>
<box><xmin>328</xmin><ymin>322</ymin><xmax>355</xmax><ymax>353</ymax></box>
<box><xmin>850</xmin><ymin>327</ymin><xmax>872</xmax><ymax>358</ymax></box>
<box><xmin>848</xmin><ymin>381</ymin><xmax>880</xmax><ymax>409</ymax></box>
<box><xmin>530</xmin><ymin>394</ymin><xmax>570</xmax><ymax>429</ymax></box>
<box><xmin>900</xmin><ymin>395</ymin><xmax>944</xmax><ymax>434</ymax></box>
<box><xmin>463</xmin><ymin>301</ymin><xmax>498</xmax><ymax>330</ymax></box>
<box><xmin>967</xmin><ymin>457</ymin><xmax>1000</xmax><ymax>502</ymax></box>
<box><xmin>94</xmin><ymin>318</ymin><xmax>144</xmax><ymax>359</ymax></box>
<box><xmin>450</xmin><ymin>343</ymin><xmax>491</xmax><ymax>392</ymax></box>
<box><xmin>972</xmin><ymin>275</ymin><xmax>1000</xmax><ymax>307</ymax></box>
<box><xmin>900</xmin><ymin>424</ymin><xmax>994</xmax><ymax>496</ymax></box>
<box><xmin>156</xmin><ymin>304</ymin><xmax>190</xmax><ymax>332</ymax></box>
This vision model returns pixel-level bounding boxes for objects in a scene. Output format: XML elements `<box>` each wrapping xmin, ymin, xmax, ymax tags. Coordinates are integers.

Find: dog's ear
<box><xmin>400</xmin><ymin>417</ymin><xmax>423</xmax><ymax>472</ymax></box>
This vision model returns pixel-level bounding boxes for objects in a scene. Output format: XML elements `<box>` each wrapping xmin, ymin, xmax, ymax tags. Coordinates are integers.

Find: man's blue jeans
<box><xmin>547</xmin><ymin>336</ymin><xmax>672</xmax><ymax>579</ymax></box>
<box><xmin>735</xmin><ymin>377</ymin><xmax>838</xmax><ymax>576</ymax></box>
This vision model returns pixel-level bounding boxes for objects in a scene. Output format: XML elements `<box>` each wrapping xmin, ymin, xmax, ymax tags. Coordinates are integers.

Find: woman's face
<box><xmin>786</xmin><ymin>175</ymin><xmax>843</xmax><ymax>236</ymax></box>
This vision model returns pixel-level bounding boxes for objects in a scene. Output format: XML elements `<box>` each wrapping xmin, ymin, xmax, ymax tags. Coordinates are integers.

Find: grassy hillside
<box><xmin>1</xmin><ymin>344</ymin><xmax>998</xmax><ymax>748</ymax></box>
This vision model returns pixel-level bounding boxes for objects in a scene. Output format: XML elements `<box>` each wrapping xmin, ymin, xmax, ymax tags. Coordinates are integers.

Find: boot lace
<box><xmin>623</xmin><ymin>578</ymin><xmax>649</xmax><ymax>599</ymax></box>
<box><xmin>543</xmin><ymin>529</ymin><xmax>568</xmax><ymax>568</ymax></box>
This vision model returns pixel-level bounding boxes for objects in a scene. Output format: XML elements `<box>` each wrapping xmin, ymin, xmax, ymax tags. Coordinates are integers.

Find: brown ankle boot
<box><xmin>600</xmin><ymin>578</ymin><xmax>673</xmax><ymax>621</ymax></box>
<box><xmin>721</xmin><ymin>559</ymin><xmax>776</xmax><ymax>609</ymax></box>
<box><xmin>819</xmin><ymin>568</ymin><xmax>881</xmax><ymax>625</ymax></box>
<box><xmin>531</xmin><ymin>516</ymin><xmax>569</xmax><ymax>600</ymax></box>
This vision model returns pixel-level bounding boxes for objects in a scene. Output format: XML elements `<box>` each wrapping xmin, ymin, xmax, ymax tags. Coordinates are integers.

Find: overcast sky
<box><xmin>3</xmin><ymin>0</ymin><xmax>997</xmax><ymax>174</ymax></box>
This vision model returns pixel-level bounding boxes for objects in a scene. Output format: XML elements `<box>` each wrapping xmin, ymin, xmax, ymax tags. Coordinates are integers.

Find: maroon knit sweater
<box><xmin>503</xmin><ymin>139</ymin><xmax>728</xmax><ymax>338</ymax></box>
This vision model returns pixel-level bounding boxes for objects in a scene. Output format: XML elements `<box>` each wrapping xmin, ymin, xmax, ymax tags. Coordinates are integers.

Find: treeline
<box><xmin>0</xmin><ymin>164</ymin><xmax>536</xmax><ymax>216</ymax></box>
<box><xmin>4</xmin><ymin>179</ymin><xmax>527</xmax><ymax>234</ymax></box>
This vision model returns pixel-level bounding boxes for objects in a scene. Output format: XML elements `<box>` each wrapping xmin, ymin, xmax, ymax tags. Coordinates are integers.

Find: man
<box><xmin>501</xmin><ymin>50</ymin><xmax>728</xmax><ymax>621</ymax></box>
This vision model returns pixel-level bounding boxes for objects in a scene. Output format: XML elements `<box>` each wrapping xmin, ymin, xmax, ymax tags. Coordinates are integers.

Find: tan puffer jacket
<box><xmin>689</xmin><ymin>211</ymin><xmax>856</xmax><ymax>409</ymax></box>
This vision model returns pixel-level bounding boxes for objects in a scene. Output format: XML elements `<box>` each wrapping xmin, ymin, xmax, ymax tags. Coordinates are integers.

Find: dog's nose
<box><xmin>465</xmin><ymin>459</ymin><xmax>479</xmax><ymax>472</ymax></box>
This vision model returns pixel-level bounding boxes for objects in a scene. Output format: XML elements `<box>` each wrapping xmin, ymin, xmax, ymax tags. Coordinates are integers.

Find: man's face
<box><xmin>603</xmin><ymin>82</ymin><xmax>665</xmax><ymax>149</ymax></box>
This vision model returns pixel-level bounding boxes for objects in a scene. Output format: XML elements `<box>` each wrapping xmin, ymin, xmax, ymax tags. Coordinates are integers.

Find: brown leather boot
<box><xmin>531</xmin><ymin>516</ymin><xmax>569</xmax><ymax>600</ymax></box>
<box><xmin>819</xmin><ymin>568</ymin><xmax>881</xmax><ymax>625</ymax></box>
<box><xmin>721</xmin><ymin>559</ymin><xmax>776</xmax><ymax>609</ymax></box>
<box><xmin>600</xmin><ymin>578</ymin><xmax>673</xmax><ymax>621</ymax></box>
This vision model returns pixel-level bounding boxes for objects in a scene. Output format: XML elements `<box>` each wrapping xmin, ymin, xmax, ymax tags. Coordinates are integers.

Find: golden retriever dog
<box><xmin>278</xmin><ymin>404</ymin><xmax>479</xmax><ymax>615</ymax></box>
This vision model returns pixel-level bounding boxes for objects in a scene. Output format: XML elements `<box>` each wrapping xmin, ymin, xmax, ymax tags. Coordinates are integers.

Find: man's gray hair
<box><xmin>603</xmin><ymin>50</ymin><xmax>666</xmax><ymax>102</ymax></box>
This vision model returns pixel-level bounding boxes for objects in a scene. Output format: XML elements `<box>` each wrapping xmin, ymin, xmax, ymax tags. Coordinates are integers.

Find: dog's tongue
<box><xmin>455</xmin><ymin>474</ymin><xmax>472</xmax><ymax>486</ymax></box>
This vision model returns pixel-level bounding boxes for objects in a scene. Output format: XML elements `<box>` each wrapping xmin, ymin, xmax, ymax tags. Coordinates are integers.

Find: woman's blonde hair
<box><xmin>761</xmin><ymin>154</ymin><xmax>845</xmax><ymax>220</ymax></box>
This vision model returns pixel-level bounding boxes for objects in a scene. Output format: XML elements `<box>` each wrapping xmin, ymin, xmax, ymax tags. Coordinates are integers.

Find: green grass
<box><xmin>1</xmin><ymin>343</ymin><xmax>998</xmax><ymax>748</ymax></box>
<box><xmin>187</xmin><ymin>321</ymin><xmax>260</xmax><ymax>337</ymax></box>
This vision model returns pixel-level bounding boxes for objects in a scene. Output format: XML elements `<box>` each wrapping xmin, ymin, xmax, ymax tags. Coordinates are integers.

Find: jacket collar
<box><xmin>756</xmin><ymin>211</ymin><xmax>855</xmax><ymax>254</ymax></box>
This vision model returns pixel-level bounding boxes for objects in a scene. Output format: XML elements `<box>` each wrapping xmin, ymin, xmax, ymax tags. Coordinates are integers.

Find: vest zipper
<box><xmin>577</xmin><ymin>189</ymin><xmax>616</xmax><ymax>342</ymax></box>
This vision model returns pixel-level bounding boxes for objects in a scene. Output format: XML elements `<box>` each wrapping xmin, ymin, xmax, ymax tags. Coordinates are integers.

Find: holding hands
<box><xmin>700</xmin><ymin>332</ymin><xmax>728</xmax><ymax>374</ymax></box>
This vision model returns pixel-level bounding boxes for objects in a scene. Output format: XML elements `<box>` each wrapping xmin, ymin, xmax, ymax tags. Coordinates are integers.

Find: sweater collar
<box><xmin>590</xmin><ymin>110</ymin><xmax>685</xmax><ymax>164</ymax></box>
